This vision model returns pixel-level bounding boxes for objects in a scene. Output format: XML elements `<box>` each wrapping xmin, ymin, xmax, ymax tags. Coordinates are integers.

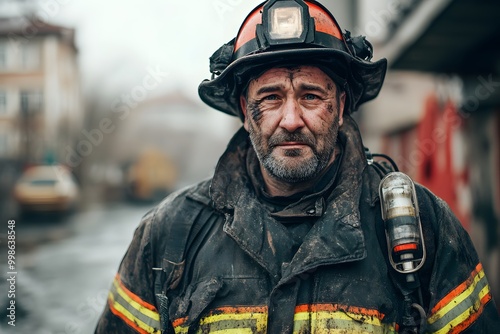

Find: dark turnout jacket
<box><xmin>95</xmin><ymin>116</ymin><xmax>500</xmax><ymax>333</ymax></box>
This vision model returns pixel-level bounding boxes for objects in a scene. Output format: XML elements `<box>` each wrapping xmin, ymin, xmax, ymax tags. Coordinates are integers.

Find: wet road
<box><xmin>0</xmin><ymin>202</ymin><xmax>156</xmax><ymax>334</ymax></box>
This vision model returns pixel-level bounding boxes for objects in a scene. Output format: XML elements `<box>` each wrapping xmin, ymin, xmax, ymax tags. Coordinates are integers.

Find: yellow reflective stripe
<box><xmin>294</xmin><ymin>310</ymin><xmax>382</xmax><ymax>325</ymax></box>
<box><xmin>109</xmin><ymin>292</ymin><xmax>160</xmax><ymax>334</ymax></box>
<box><xmin>199</xmin><ymin>312</ymin><xmax>267</xmax><ymax>324</ymax></box>
<box><xmin>479</xmin><ymin>284</ymin><xmax>491</xmax><ymax>302</ymax></box>
<box><xmin>174</xmin><ymin>309</ymin><xmax>267</xmax><ymax>333</ymax></box>
<box><xmin>433</xmin><ymin>291</ymin><xmax>488</xmax><ymax>334</ymax></box>
<box><xmin>174</xmin><ymin>326</ymin><xmax>188</xmax><ymax>334</ymax></box>
<box><xmin>173</xmin><ymin>325</ymin><xmax>188</xmax><ymax>334</ymax></box>
<box><xmin>432</xmin><ymin>285</ymin><xmax>490</xmax><ymax>334</ymax></box>
<box><xmin>294</xmin><ymin>311</ymin><xmax>397</xmax><ymax>334</ymax></box>
<box><xmin>112</xmin><ymin>279</ymin><xmax>160</xmax><ymax>321</ymax></box>
<box><xmin>173</xmin><ymin>304</ymin><xmax>397</xmax><ymax>333</ymax></box>
<box><xmin>428</xmin><ymin>265</ymin><xmax>492</xmax><ymax>333</ymax></box>
<box><xmin>199</xmin><ymin>312</ymin><xmax>267</xmax><ymax>332</ymax></box>
<box><xmin>428</xmin><ymin>268</ymin><xmax>485</xmax><ymax>324</ymax></box>
<box><xmin>108</xmin><ymin>276</ymin><xmax>161</xmax><ymax>333</ymax></box>
<box><xmin>209</xmin><ymin>329</ymin><xmax>254</xmax><ymax>334</ymax></box>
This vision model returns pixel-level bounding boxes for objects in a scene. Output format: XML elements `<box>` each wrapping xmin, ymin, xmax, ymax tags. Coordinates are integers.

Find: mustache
<box><xmin>268</xmin><ymin>131</ymin><xmax>315</xmax><ymax>147</ymax></box>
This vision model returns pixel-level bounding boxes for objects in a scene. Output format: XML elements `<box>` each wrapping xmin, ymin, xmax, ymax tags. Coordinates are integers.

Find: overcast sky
<box><xmin>41</xmin><ymin>0</ymin><xmax>259</xmax><ymax>101</ymax></box>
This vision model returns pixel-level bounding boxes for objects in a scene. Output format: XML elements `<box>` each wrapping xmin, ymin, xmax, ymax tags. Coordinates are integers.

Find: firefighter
<box><xmin>95</xmin><ymin>1</ymin><xmax>500</xmax><ymax>333</ymax></box>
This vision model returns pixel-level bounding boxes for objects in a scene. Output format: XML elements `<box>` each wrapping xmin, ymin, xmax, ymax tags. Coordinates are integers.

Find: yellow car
<box><xmin>13</xmin><ymin>165</ymin><xmax>80</xmax><ymax>214</ymax></box>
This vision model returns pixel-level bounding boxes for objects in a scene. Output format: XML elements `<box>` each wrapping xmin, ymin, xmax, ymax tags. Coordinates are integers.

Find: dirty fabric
<box><xmin>95</xmin><ymin>115</ymin><xmax>500</xmax><ymax>333</ymax></box>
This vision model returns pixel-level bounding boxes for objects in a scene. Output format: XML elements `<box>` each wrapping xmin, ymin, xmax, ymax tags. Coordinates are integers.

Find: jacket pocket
<box><xmin>169</xmin><ymin>278</ymin><xmax>223</xmax><ymax>329</ymax></box>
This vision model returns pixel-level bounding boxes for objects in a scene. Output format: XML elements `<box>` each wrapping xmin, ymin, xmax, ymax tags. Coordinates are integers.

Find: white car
<box><xmin>13</xmin><ymin>165</ymin><xmax>80</xmax><ymax>214</ymax></box>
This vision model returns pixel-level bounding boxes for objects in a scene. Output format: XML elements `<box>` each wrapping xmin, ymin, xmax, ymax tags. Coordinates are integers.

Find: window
<box><xmin>20</xmin><ymin>90</ymin><xmax>43</xmax><ymax>114</ymax></box>
<box><xmin>0</xmin><ymin>90</ymin><xmax>6</xmax><ymax>114</ymax></box>
<box><xmin>0</xmin><ymin>134</ymin><xmax>7</xmax><ymax>156</ymax></box>
<box><xmin>0</xmin><ymin>41</ymin><xmax>6</xmax><ymax>69</ymax></box>
<box><xmin>20</xmin><ymin>42</ymin><xmax>40</xmax><ymax>70</ymax></box>
<box><xmin>0</xmin><ymin>39</ymin><xmax>41</xmax><ymax>71</ymax></box>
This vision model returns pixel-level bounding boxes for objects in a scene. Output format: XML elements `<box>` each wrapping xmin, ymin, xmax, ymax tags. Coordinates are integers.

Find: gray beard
<box><xmin>248</xmin><ymin>117</ymin><xmax>340</xmax><ymax>184</ymax></box>
<box><xmin>260</xmin><ymin>148</ymin><xmax>322</xmax><ymax>183</ymax></box>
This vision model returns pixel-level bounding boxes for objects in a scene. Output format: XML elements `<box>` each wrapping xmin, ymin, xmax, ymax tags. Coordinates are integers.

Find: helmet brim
<box><xmin>198</xmin><ymin>47</ymin><xmax>387</xmax><ymax>118</ymax></box>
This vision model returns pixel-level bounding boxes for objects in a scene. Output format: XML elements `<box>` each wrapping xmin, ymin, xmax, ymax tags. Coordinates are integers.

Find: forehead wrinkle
<box><xmin>250</xmin><ymin>66</ymin><xmax>336</xmax><ymax>96</ymax></box>
<box><xmin>254</xmin><ymin>83</ymin><xmax>287</xmax><ymax>96</ymax></box>
<box><xmin>297</xmin><ymin>83</ymin><xmax>331</xmax><ymax>95</ymax></box>
<box><xmin>285</xmin><ymin>70</ymin><xmax>336</xmax><ymax>95</ymax></box>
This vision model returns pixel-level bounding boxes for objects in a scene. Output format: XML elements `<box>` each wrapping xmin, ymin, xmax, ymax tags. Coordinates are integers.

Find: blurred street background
<box><xmin>0</xmin><ymin>0</ymin><xmax>499</xmax><ymax>332</ymax></box>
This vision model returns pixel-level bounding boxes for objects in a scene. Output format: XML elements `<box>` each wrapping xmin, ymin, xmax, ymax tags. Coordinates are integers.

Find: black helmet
<box><xmin>198</xmin><ymin>0</ymin><xmax>387</xmax><ymax>118</ymax></box>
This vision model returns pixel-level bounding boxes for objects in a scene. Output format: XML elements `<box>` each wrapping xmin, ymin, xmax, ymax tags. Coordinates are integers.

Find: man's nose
<box><xmin>279</xmin><ymin>99</ymin><xmax>305</xmax><ymax>132</ymax></box>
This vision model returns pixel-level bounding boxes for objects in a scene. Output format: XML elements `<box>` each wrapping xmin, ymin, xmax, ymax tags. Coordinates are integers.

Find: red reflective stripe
<box><xmin>172</xmin><ymin>316</ymin><xmax>187</xmax><ymax>328</ymax></box>
<box><xmin>430</xmin><ymin>263</ymin><xmax>483</xmax><ymax>315</ymax></box>
<box><xmin>115</xmin><ymin>274</ymin><xmax>158</xmax><ymax>312</ymax></box>
<box><xmin>449</xmin><ymin>293</ymin><xmax>492</xmax><ymax>334</ymax></box>
<box><xmin>393</xmin><ymin>243</ymin><xmax>418</xmax><ymax>253</ymax></box>
<box><xmin>108</xmin><ymin>298</ymin><xmax>150</xmax><ymax>334</ymax></box>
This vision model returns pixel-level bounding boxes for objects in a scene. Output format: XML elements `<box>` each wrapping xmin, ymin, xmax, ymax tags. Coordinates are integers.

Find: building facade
<box><xmin>357</xmin><ymin>0</ymin><xmax>500</xmax><ymax>312</ymax></box>
<box><xmin>0</xmin><ymin>15</ymin><xmax>83</xmax><ymax>166</ymax></box>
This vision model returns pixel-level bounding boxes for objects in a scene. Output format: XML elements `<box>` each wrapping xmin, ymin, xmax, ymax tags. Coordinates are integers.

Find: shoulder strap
<box><xmin>149</xmin><ymin>187</ymin><xmax>215</xmax><ymax>332</ymax></box>
<box><xmin>367</xmin><ymin>151</ymin><xmax>431</xmax><ymax>333</ymax></box>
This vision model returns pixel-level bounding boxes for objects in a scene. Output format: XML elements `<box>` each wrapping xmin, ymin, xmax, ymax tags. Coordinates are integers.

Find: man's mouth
<box><xmin>276</xmin><ymin>142</ymin><xmax>308</xmax><ymax>148</ymax></box>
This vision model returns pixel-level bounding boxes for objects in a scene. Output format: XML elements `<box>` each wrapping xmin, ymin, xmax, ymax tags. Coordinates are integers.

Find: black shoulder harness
<box><xmin>149</xmin><ymin>183</ymin><xmax>216</xmax><ymax>332</ymax></box>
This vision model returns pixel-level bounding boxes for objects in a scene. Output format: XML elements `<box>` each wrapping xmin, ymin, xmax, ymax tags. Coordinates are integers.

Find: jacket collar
<box><xmin>210</xmin><ymin>116</ymin><xmax>371</xmax><ymax>283</ymax></box>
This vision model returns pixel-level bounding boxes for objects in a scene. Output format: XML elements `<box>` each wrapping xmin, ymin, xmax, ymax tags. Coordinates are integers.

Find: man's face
<box><xmin>240</xmin><ymin>65</ymin><xmax>346</xmax><ymax>184</ymax></box>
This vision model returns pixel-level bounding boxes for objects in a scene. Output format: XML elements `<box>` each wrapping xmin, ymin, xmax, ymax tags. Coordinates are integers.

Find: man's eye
<box><xmin>304</xmin><ymin>94</ymin><xmax>319</xmax><ymax>100</ymax></box>
<box><xmin>263</xmin><ymin>95</ymin><xmax>279</xmax><ymax>101</ymax></box>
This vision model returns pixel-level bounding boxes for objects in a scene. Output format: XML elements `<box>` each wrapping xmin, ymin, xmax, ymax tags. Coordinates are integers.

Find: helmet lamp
<box><xmin>260</xmin><ymin>0</ymin><xmax>313</xmax><ymax>44</ymax></box>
